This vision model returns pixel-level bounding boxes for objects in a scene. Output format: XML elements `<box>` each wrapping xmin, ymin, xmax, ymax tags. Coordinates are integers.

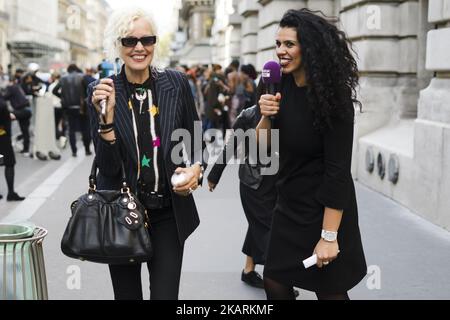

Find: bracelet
<box><xmin>100</xmin><ymin>135</ymin><xmax>116</xmax><ymax>144</ymax></box>
<box><xmin>99</xmin><ymin>122</ymin><xmax>114</xmax><ymax>130</ymax></box>
<box><xmin>98</xmin><ymin>127</ymin><xmax>114</xmax><ymax>134</ymax></box>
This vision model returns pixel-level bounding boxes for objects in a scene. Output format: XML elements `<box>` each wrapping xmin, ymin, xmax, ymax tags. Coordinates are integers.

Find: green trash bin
<box><xmin>0</xmin><ymin>224</ymin><xmax>48</xmax><ymax>300</ymax></box>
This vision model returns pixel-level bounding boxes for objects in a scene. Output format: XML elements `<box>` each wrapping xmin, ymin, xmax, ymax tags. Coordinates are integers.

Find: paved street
<box><xmin>1</xmin><ymin>138</ymin><xmax>450</xmax><ymax>300</ymax></box>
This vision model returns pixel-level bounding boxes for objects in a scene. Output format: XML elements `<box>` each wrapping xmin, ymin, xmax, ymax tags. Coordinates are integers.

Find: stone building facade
<box><xmin>172</xmin><ymin>0</ymin><xmax>215</xmax><ymax>66</ymax></box>
<box><xmin>210</xmin><ymin>0</ymin><xmax>242</xmax><ymax>67</ymax></box>
<box><xmin>207</xmin><ymin>0</ymin><xmax>450</xmax><ymax>230</ymax></box>
<box><xmin>58</xmin><ymin>0</ymin><xmax>111</xmax><ymax>70</ymax></box>
<box><xmin>6</xmin><ymin>0</ymin><xmax>68</xmax><ymax>71</ymax></box>
<box><xmin>3</xmin><ymin>0</ymin><xmax>109</xmax><ymax>72</ymax></box>
<box><xmin>0</xmin><ymin>0</ymin><xmax>9</xmax><ymax>71</ymax></box>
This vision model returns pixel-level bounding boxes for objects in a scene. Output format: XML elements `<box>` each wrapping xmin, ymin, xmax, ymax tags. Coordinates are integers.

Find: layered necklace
<box><xmin>128</xmin><ymin>81</ymin><xmax>160</xmax><ymax>193</ymax></box>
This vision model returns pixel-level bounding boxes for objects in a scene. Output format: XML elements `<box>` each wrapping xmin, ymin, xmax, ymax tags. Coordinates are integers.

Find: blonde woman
<box><xmin>88</xmin><ymin>7</ymin><xmax>205</xmax><ymax>300</ymax></box>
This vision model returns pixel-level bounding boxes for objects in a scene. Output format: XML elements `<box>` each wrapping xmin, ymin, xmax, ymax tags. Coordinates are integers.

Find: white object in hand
<box><xmin>171</xmin><ymin>172</ymin><xmax>193</xmax><ymax>187</ymax></box>
<box><xmin>100</xmin><ymin>99</ymin><xmax>107</xmax><ymax>116</ymax></box>
<box><xmin>302</xmin><ymin>254</ymin><xmax>317</xmax><ymax>269</ymax></box>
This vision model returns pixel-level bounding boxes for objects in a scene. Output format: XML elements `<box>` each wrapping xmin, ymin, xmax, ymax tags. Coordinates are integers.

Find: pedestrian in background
<box><xmin>53</xmin><ymin>64</ymin><xmax>91</xmax><ymax>157</ymax></box>
<box><xmin>4</xmin><ymin>76</ymin><xmax>32</xmax><ymax>156</ymax></box>
<box><xmin>0</xmin><ymin>95</ymin><xmax>25</xmax><ymax>201</ymax></box>
<box><xmin>207</xmin><ymin>100</ymin><xmax>276</xmax><ymax>290</ymax></box>
<box><xmin>231</xmin><ymin>64</ymin><xmax>257</xmax><ymax>124</ymax></box>
<box><xmin>257</xmin><ymin>8</ymin><xmax>367</xmax><ymax>300</ymax></box>
<box><xmin>48</xmin><ymin>72</ymin><xmax>67</xmax><ymax>149</ymax></box>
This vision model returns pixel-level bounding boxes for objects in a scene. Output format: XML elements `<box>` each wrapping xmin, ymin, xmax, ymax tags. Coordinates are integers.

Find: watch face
<box><xmin>322</xmin><ymin>230</ymin><xmax>337</xmax><ymax>242</ymax></box>
<box><xmin>325</xmin><ymin>234</ymin><xmax>335</xmax><ymax>241</ymax></box>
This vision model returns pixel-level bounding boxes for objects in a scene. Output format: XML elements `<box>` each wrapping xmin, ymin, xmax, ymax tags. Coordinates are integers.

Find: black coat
<box><xmin>53</xmin><ymin>72</ymin><xmax>84</xmax><ymax>108</ymax></box>
<box><xmin>4</xmin><ymin>84</ymin><xmax>30</xmax><ymax>110</ymax></box>
<box><xmin>87</xmin><ymin>67</ymin><xmax>206</xmax><ymax>244</ymax></box>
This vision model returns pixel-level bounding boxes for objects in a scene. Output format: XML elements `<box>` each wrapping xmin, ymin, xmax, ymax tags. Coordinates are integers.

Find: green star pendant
<box><xmin>141</xmin><ymin>155</ymin><xmax>151</xmax><ymax>168</ymax></box>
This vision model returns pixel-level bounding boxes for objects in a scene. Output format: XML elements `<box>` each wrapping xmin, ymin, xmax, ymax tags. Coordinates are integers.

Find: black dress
<box><xmin>263</xmin><ymin>75</ymin><xmax>367</xmax><ymax>293</ymax></box>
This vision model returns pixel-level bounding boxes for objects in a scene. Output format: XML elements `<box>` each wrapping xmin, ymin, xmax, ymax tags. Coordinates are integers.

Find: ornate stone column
<box><xmin>238</xmin><ymin>0</ymin><xmax>261</xmax><ymax>66</ymax></box>
<box><xmin>211</xmin><ymin>0</ymin><xmax>242</xmax><ymax>67</ymax></box>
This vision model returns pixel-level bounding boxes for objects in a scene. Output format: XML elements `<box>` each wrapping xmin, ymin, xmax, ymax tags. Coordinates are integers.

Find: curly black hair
<box><xmin>279</xmin><ymin>8</ymin><xmax>361</xmax><ymax>130</ymax></box>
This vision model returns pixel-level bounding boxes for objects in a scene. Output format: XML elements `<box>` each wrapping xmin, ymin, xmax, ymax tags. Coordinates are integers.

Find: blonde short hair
<box><xmin>103</xmin><ymin>6</ymin><xmax>158</xmax><ymax>63</ymax></box>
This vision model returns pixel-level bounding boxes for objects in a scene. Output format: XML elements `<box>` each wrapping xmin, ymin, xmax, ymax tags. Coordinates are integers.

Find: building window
<box><xmin>204</xmin><ymin>16</ymin><xmax>212</xmax><ymax>38</ymax></box>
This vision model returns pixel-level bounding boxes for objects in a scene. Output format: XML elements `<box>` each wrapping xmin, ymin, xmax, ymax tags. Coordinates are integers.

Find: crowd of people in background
<box><xmin>0</xmin><ymin>59</ymin><xmax>257</xmax><ymax>203</ymax></box>
<box><xmin>0</xmin><ymin>60</ymin><xmax>120</xmax><ymax>201</ymax></box>
<box><xmin>176</xmin><ymin>60</ymin><xmax>258</xmax><ymax>141</ymax></box>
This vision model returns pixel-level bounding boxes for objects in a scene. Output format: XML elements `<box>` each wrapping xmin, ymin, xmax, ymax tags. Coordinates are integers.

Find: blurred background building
<box><xmin>171</xmin><ymin>0</ymin><xmax>214</xmax><ymax>66</ymax></box>
<box><xmin>172</xmin><ymin>0</ymin><xmax>450</xmax><ymax>231</ymax></box>
<box><xmin>1</xmin><ymin>0</ymin><xmax>110</xmax><ymax>73</ymax></box>
<box><xmin>85</xmin><ymin>0</ymin><xmax>111</xmax><ymax>69</ymax></box>
<box><xmin>6</xmin><ymin>0</ymin><xmax>68</xmax><ymax>71</ymax></box>
<box><xmin>0</xmin><ymin>0</ymin><xmax>9</xmax><ymax>70</ymax></box>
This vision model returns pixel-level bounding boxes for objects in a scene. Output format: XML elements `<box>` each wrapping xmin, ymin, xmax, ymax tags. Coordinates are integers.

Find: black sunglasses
<box><xmin>120</xmin><ymin>36</ymin><xmax>157</xmax><ymax>48</ymax></box>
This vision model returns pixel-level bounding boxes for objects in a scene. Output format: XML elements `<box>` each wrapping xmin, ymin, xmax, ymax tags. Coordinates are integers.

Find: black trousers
<box><xmin>13</xmin><ymin>108</ymin><xmax>31</xmax><ymax>152</ymax></box>
<box><xmin>54</xmin><ymin>108</ymin><xmax>66</xmax><ymax>140</ymax></box>
<box><xmin>17</xmin><ymin>118</ymin><xmax>30</xmax><ymax>152</ymax></box>
<box><xmin>67</xmin><ymin>109</ymin><xmax>91</xmax><ymax>154</ymax></box>
<box><xmin>108</xmin><ymin>208</ymin><xmax>184</xmax><ymax>300</ymax></box>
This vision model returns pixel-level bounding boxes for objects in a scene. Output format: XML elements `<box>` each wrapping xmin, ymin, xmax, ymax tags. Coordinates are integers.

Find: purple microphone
<box><xmin>261</xmin><ymin>60</ymin><xmax>282</xmax><ymax>120</ymax></box>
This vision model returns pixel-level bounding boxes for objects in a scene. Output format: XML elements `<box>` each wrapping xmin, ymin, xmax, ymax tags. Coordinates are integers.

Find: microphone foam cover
<box><xmin>261</xmin><ymin>60</ymin><xmax>281</xmax><ymax>84</ymax></box>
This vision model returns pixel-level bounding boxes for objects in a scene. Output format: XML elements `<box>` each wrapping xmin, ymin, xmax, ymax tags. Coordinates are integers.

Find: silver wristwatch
<box><xmin>321</xmin><ymin>229</ymin><xmax>338</xmax><ymax>242</ymax></box>
<box><xmin>193</xmin><ymin>161</ymin><xmax>204</xmax><ymax>183</ymax></box>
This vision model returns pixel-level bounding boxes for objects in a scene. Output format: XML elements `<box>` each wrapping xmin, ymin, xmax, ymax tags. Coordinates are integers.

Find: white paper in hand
<box><xmin>302</xmin><ymin>254</ymin><xmax>317</xmax><ymax>269</ymax></box>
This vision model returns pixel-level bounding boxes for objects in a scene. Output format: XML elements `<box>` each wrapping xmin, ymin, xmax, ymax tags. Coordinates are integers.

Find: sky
<box><xmin>105</xmin><ymin>0</ymin><xmax>180</xmax><ymax>36</ymax></box>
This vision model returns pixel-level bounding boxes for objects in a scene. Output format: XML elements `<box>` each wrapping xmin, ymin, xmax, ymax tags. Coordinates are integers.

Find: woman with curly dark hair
<box><xmin>256</xmin><ymin>8</ymin><xmax>367</xmax><ymax>300</ymax></box>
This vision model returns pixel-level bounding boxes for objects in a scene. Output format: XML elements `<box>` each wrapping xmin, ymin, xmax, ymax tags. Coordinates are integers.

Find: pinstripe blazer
<box><xmin>87</xmin><ymin>67</ymin><xmax>205</xmax><ymax>244</ymax></box>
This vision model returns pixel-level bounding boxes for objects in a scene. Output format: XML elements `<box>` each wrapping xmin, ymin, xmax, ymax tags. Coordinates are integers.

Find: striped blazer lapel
<box><xmin>113</xmin><ymin>73</ymin><xmax>138</xmax><ymax>165</ymax></box>
<box><xmin>154</xmin><ymin>68</ymin><xmax>176</xmax><ymax>160</ymax></box>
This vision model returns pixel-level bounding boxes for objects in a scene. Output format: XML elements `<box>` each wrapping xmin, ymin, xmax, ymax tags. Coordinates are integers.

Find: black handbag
<box><xmin>61</xmin><ymin>159</ymin><xmax>152</xmax><ymax>264</ymax></box>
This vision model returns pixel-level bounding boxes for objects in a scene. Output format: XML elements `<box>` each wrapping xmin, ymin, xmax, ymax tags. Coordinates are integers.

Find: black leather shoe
<box><xmin>49</xmin><ymin>151</ymin><xmax>61</xmax><ymax>160</ymax></box>
<box><xmin>36</xmin><ymin>151</ymin><xmax>47</xmax><ymax>161</ymax></box>
<box><xmin>7</xmin><ymin>192</ymin><xmax>25</xmax><ymax>201</ymax></box>
<box><xmin>0</xmin><ymin>194</ymin><xmax>3</xmax><ymax>200</ymax></box>
<box><xmin>241</xmin><ymin>270</ymin><xmax>264</xmax><ymax>289</ymax></box>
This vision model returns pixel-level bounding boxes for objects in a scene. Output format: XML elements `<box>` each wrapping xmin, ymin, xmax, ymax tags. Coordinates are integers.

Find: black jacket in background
<box><xmin>53</xmin><ymin>72</ymin><xmax>84</xmax><ymax>108</ymax></box>
<box><xmin>4</xmin><ymin>84</ymin><xmax>30</xmax><ymax>110</ymax></box>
